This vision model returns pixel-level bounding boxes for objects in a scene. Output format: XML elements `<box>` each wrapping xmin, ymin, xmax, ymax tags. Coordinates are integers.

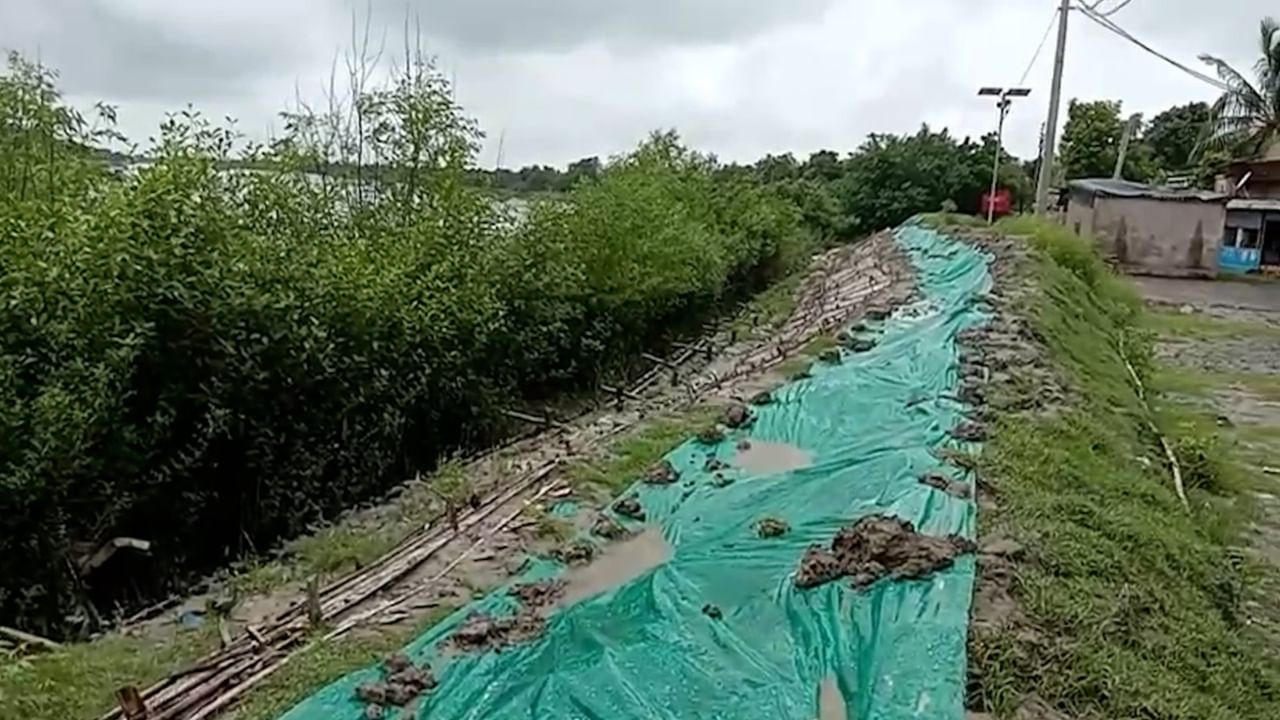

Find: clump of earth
<box><xmin>355</xmin><ymin>652</ymin><xmax>438</xmax><ymax>717</ymax></box>
<box><xmin>704</xmin><ymin>457</ymin><xmax>729</xmax><ymax>472</ymax></box>
<box><xmin>749</xmin><ymin>390</ymin><xmax>774</xmax><ymax>406</ymax></box>
<box><xmin>508</xmin><ymin>579</ymin><xmax>565</xmax><ymax>609</ymax></box>
<box><xmin>949</xmin><ymin>421</ymin><xmax>988</xmax><ymax>442</ymax></box>
<box><xmin>722</xmin><ymin>404</ymin><xmax>754</xmax><ymax>429</ymax></box>
<box><xmin>554</xmin><ymin>539</ymin><xmax>596</xmax><ymax>565</ymax></box>
<box><xmin>450</xmin><ymin>611</ymin><xmax>546</xmax><ymax>653</ymax></box>
<box><xmin>613</xmin><ymin>495</ymin><xmax>646</xmax><ymax>521</ymax></box>
<box><xmin>849</xmin><ymin>338</ymin><xmax>876</xmax><ymax>353</ymax></box>
<box><xmin>591</xmin><ymin>514</ymin><xmax>629</xmax><ymax>540</ymax></box>
<box><xmin>919</xmin><ymin>472</ymin><xmax>972</xmax><ymax>499</ymax></box>
<box><xmin>819</xmin><ymin>348</ymin><xmax>843</xmax><ymax>364</ymax></box>
<box><xmin>645</xmin><ymin>460</ymin><xmax>679</xmax><ymax>485</ymax></box>
<box><xmin>794</xmin><ymin>515</ymin><xmax>976</xmax><ymax>591</ymax></box>
<box><xmin>756</xmin><ymin>517</ymin><xmax>790</xmax><ymax>538</ymax></box>
<box><xmin>697</xmin><ymin>425</ymin><xmax>725</xmax><ymax>444</ymax></box>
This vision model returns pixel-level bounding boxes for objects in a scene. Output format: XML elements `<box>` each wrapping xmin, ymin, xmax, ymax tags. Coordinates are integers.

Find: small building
<box><xmin>1065</xmin><ymin>178</ymin><xmax>1227</xmax><ymax>277</ymax></box>
<box><xmin>1215</xmin><ymin>153</ymin><xmax>1280</xmax><ymax>272</ymax></box>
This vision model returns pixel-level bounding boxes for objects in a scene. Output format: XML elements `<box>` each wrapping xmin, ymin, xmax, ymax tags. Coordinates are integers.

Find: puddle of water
<box><xmin>735</xmin><ymin>441</ymin><xmax>812</xmax><ymax>475</ymax></box>
<box><xmin>818</xmin><ymin>675</ymin><xmax>848</xmax><ymax>720</ymax></box>
<box><xmin>558</xmin><ymin>528</ymin><xmax>671</xmax><ymax>607</ymax></box>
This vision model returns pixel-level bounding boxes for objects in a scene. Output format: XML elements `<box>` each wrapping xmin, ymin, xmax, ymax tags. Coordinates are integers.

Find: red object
<box><xmin>981</xmin><ymin>188</ymin><xmax>1013</xmax><ymax>216</ymax></box>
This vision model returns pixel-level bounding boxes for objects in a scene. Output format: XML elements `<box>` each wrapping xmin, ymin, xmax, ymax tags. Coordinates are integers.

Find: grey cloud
<box><xmin>0</xmin><ymin>0</ymin><xmax>307</xmax><ymax>100</ymax></box>
<box><xmin>372</xmin><ymin>0</ymin><xmax>838</xmax><ymax>53</ymax></box>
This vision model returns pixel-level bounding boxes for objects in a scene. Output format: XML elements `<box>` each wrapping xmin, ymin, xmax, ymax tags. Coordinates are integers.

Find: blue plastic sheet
<box><xmin>281</xmin><ymin>224</ymin><xmax>990</xmax><ymax>719</ymax></box>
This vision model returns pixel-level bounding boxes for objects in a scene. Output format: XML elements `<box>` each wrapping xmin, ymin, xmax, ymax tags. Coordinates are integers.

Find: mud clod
<box><xmin>794</xmin><ymin>515</ymin><xmax>976</xmax><ymax>591</ymax></box>
<box><xmin>950</xmin><ymin>421</ymin><xmax>988</xmax><ymax>442</ymax></box>
<box><xmin>591</xmin><ymin>513</ymin><xmax>629</xmax><ymax>540</ymax></box>
<box><xmin>554</xmin><ymin>539</ymin><xmax>597</xmax><ymax>565</ymax></box>
<box><xmin>935</xmin><ymin>447</ymin><xmax>979</xmax><ymax>473</ymax></box>
<box><xmin>356</xmin><ymin>683</ymin><xmax>388</xmax><ymax>706</ymax></box>
<box><xmin>612</xmin><ymin>496</ymin><xmax>646</xmax><ymax>521</ymax></box>
<box><xmin>645</xmin><ymin>459</ymin><xmax>680</xmax><ymax>485</ymax></box>
<box><xmin>702</xmin><ymin>603</ymin><xmax>723</xmax><ymax>620</ymax></box>
<box><xmin>354</xmin><ymin>653</ymin><xmax>437</xmax><ymax>712</ymax></box>
<box><xmin>749</xmin><ymin>390</ymin><xmax>774</xmax><ymax>406</ymax></box>
<box><xmin>756</xmin><ymin>517</ymin><xmax>790</xmax><ymax>538</ymax></box>
<box><xmin>712</xmin><ymin>473</ymin><xmax>735</xmax><ymax>488</ymax></box>
<box><xmin>919</xmin><ymin>472</ymin><xmax>973</xmax><ymax>499</ymax></box>
<box><xmin>737</xmin><ymin>439</ymin><xmax>753</xmax><ymax>451</ymax></box>
<box><xmin>864</xmin><ymin>307</ymin><xmax>891</xmax><ymax>321</ymax></box>
<box><xmin>509</xmin><ymin>579</ymin><xmax>566</xmax><ymax>609</ymax></box>
<box><xmin>704</xmin><ymin>457</ymin><xmax>729</xmax><ymax>472</ymax></box>
<box><xmin>384</xmin><ymin>653</ymin><xmax>412</xmax><ymax>674</ymax></box>
<box><xmin>723</xmin><ymin>404</ymin><xmax>754</xmax><ymax>429</ymax></box>
<box><xmin>790</xmin><ymin>368</ymin><xmax>813</xmax><ymax>381</ymax></box>
<box><xmin>818</xmin><ymin>348</ymin><xmax>843</xmax><ymax>364</ymax></box>
<box><xmin>451</xmin><ymin>611</ymin><xmax>546</xmax><ymax>653</ymax></box>
<box><xmin>697</xmin><ymin>425</ymin><xmax>726</xmax><ymax>444</ymax></box>
<box><xmin>849</xmin><ymin>338</ymin><xmax>877</xmax><ymax>353</ymax></box>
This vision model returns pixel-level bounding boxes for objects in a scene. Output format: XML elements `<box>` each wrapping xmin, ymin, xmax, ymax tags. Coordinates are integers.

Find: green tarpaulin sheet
<box><xmin>281</xmin><ymin>224</ymin><xmax>990</xmax><ymax>720</ymax></box>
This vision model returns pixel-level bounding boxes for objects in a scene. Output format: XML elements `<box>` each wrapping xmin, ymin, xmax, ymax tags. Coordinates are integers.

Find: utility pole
<box><xmin>1112</xmin><ymin>114</ymin><xmax>1140</xmax><ymax>179</ymax></box>
<box><xmin>979</xmin><ymin>87</ymin><xmax>1031</xmax><ymax>223</ymax></box>
<box><xmin>1035</xmin><ymin>0</ymin><xmax>1072</xmax><ymax>214</ymax></box>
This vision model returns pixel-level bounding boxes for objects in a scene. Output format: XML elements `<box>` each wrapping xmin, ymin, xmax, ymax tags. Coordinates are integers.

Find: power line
<box><xmin>1018</xmin><ymin>8</ymin><xmax>1060</xmax><ymax>86</ymax></box>
<box><xmin>1085</xmin><ymin>0</ymin><xmax>1135</xmax><ymax>17</ymax></box>
<box><xmin>1097</xmin><ymin>0</ymin><xmax>1135</xmax><ymax>17</ymax></box>
<box><xmin>1077</xmin><ymin>4</ymin><xmax>1228</xmax><ymax>90</ymax></box>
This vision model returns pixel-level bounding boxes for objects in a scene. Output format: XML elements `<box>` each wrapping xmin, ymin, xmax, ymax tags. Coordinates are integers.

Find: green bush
<box><xmin>0</xmin><ymin>56</ymin><xmax>807</xmax><ymax>634</ymax></box>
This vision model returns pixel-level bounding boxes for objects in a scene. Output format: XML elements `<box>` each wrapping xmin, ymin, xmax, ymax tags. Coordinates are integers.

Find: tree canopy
<box><xmin>1200</xmin><ymin>16</ymin><xmax>1280</xmax><ymax>159</ymax></box>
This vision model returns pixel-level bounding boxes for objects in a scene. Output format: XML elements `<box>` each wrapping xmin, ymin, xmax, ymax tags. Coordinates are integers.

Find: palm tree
<box><xmin>1200</xmin><ymin>17</ymin><xmax>1280</xmax><ymax>158</ymax></box>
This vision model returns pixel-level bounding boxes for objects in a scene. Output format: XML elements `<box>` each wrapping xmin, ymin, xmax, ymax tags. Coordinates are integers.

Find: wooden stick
<box><xmin>115</xmin><ymin>686</ymin><xmax>148</xmax><ymax>720</ymax></box>
<box><xmin>0</xmin><ymin>625</ymin><xmax>61</xmax><ymax>651</ymax></box>
<box><xmin>641</xmin><ymin>352</ymin><xmax>678</xmax><ymax>369</ymax></box>
<box><xmin>599</xmin><ymin>384</ymin><xmax>643</xmax><ymax>401</ymax></box>
<box><xmin>1119</xmin><ymin>333</ymin><xmax>1189</xmax><ymax>510</ymax></box>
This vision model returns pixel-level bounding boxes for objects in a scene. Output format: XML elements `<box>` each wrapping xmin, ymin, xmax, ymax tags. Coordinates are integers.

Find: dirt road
<box><xmin>1136</xmin><ymin>275</ymin><xmax>1280</xmax><ymax>655</ymax></box>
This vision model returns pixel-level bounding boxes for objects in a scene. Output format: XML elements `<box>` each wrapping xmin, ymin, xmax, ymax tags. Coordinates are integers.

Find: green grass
<box><xmin>969</xmin><ymin>217</ymin><xmax>1280</xmax><ymax>719</ymax></box>
<box><xmin>566</xmin><ymin>407</ymin><xmax>718</xmax><ymax>495</ymax></box>
<box><xmin>227</xmin><ymin>606</ymin><xmax>456</xmax><ymax>720</ymax></box>
<box><xmin>0</xmin><ymin>627</ymin><xmax>217</xmax><ymax>719</ymax></box>
<box><xmin>1144</xmin><ymin>309</ymin><xmax>1280</xmax><ymax>340</ymax></box>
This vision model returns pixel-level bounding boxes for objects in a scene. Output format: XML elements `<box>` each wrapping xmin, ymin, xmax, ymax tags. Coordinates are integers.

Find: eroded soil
<box><xmin>794</xmin><ymin>515</ymin><xmax>976</xmax><ymax>591</ymax></box>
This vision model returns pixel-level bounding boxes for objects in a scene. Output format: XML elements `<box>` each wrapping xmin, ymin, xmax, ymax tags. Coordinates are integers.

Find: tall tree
<box><xmin>1145</xmin><ymin>102</ymin><xmax>1212</xmax><ymax>172</ymax></box>
<box><xmin>1060</xmin><ymin>99</ymin><xmax>1124</xmax><ymax>179</ymax></box>
<box><xmin>1059</xmin><ymin>99</ymin><xmax>1156</xmax><ymax>181</ymax></box>
<box><xmin>1200</xmin><ymin>17</ymin><xmax>1280</xmax><ymax>158</ymax></box>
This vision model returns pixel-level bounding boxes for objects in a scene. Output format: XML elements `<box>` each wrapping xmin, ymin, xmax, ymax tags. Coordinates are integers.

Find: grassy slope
<box><xmin>969</xmin><ymin>217</ymin><xmax>1280</xmax><ymax>719</ymax></box>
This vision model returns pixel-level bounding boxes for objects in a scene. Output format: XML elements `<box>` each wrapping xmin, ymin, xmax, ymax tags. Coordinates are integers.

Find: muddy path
<box><xmin>275</xmin><ymin>224</ymin><xmax>991</xmax><ymax>720</ymax></box>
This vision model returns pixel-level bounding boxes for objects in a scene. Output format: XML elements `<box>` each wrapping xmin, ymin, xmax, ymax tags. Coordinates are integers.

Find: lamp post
<box><xmin>978</xmin><ymin>87</ymin><xmax>1031</xmax><ymax>223</ymax></box>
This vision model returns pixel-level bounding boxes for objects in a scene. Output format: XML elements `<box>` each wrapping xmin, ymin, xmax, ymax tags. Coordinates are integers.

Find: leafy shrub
<box><xmin>0</xmin><ymin>56</ymin><xmax>806</xmax><ymax>634</ymax></box>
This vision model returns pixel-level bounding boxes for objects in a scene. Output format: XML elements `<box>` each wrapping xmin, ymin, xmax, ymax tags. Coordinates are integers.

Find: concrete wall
<box><xmin>1087</xmin><ymin>196</ymin><xmax>1225</xmax><ymax>275</ymax></box>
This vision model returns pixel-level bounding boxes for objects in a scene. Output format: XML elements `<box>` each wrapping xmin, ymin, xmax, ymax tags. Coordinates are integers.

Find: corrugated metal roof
<box><xmin>1067</xmin><ymin>178</ymin><xmax>1227</xmax><ymax>202</ymax></box>
<box><xmin>1227</xmin><ymin>198</ymin><xmax>1280</xmax><ymax>212</ymax></box>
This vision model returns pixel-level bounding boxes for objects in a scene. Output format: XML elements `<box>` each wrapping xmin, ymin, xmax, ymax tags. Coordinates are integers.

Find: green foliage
<box><xmin>1060</xmin><ymin>99</ymin><xmax>1157</xmax><ymax>182</ymax></box>
<box><xmin>1200</xmin><ymin>17</ymin><xmax>1280</xmax><ymax>159</ymax></box>
<box><xmin>836</xmin><ymin>126</ymin><xmax>1031</xmax><ymax>233</ymax></box>
<box><xmin>1146</xmin><ymin>101</ymin><xmax>1213</xmax><ymax>172</ymax></box>
<box><xmin>0</xmin><ymin>626</ymin><xmax>216</xmax><ymax>720</ymax></box>
<box><xmin>0</xmin><ymin>54</ymin><xmax>806</xmax><ymax>634</ymax></box>
<box><xmin>972</xmin><ymin>217</ymin><xmax>1280</xmax><ymax>719</ymax></box>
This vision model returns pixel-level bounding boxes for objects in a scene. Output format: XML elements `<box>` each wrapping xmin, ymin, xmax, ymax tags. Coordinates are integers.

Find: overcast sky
<box><xmin>0</xmin><ymin>0</ymin><xmax>1269</xmax><ymax>168</ymax></box>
